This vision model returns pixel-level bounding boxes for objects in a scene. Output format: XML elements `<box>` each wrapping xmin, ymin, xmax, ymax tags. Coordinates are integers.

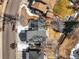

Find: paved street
<box><xmin>3</xmin><ymin>0</ymin><xmax>22</xmax><ymax>59</ymax></box>
<box><xmin>0</xmin><ymin>18</ymin><xmax>3</xmax><ymax>59</ymax></box>
<box><xmin>3</xmin><ymin>22</ymin><xmax>16</xmax><ymax>59</ymax></box>
<box><xmin>5</xmin><ymin>0</ymin><xmax>22</xmax><ymax>16</ymax></box>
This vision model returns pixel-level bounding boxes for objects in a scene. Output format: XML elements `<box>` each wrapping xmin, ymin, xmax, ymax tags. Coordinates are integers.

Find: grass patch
<box><xmin>53</xmin><ymin>0</ymin><xmax>74</xmax><ymax>18</ymax></box>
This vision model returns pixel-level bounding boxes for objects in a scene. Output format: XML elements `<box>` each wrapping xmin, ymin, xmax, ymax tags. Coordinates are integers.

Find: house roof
<box><xmin>26</xmin><ymin>30</ymin><xmax>47</xmax><ymax>42</ymax></box>
<box><xmin>32</xmin><ymin>2</ymin><xmax>48</xmax><ymax>13</ymax></box>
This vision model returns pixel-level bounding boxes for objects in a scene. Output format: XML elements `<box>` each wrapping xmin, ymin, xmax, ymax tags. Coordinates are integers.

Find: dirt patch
<box><xmin>20</xmin><ymin>7</ymin><xmax>38</xmax><ymax>26</ymax></box>
<box><xmin>59</xmin><ymin>28</ymin><xmax>79</xmax><ymax>59</ymax></box>
<box><xmin>20</xmin><ymin>7</ymin><xmax>30</xmax><ymax>26</ymax></box>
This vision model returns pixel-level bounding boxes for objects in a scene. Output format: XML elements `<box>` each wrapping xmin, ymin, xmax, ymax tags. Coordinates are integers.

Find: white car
<box><xmin>70</xmin><ymin>43</ymin><xmax>79</xmax><ymax>59</ymax></box>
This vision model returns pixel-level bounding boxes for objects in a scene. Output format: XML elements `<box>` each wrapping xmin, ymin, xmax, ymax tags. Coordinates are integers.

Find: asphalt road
<box><xmin>3</xmin><ymin>0</ymin><xmax>22</xmax><ymax>59</ymax></box>
<box><xmin>3</xmin><ymin>22</ymin><xmax>16</xmax><ymax>59</ymax></box>
<box><xmin>4</xmin><ymin>0</ymin><xmax>22</xmax><ymax>16</ymax></box>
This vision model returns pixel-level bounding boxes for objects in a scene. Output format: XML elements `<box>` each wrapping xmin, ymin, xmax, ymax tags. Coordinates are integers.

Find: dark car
<box><xmin>19</xmin><ymin>30</ymin><xmax>27</xmax><ymax>41</ymax></box>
